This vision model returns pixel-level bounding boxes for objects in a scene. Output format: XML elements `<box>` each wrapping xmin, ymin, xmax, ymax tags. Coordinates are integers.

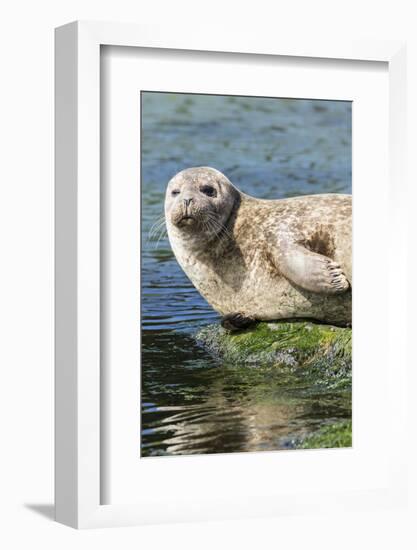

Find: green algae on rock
<box><xmin>296</xmin><ymin>420</ymin><xmax>352</xmax><ymax>449</ymax></box>
<box><xmin>195</xmin><ymin>321</ymin><xmax>352</xmax><ymax>389</ymax></box>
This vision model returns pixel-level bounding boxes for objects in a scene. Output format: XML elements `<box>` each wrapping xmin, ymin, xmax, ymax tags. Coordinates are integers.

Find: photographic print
<box><xmin>141</xmin><ymin>92</ymin><xmax>352</xmax><ymax>457</ymax></box>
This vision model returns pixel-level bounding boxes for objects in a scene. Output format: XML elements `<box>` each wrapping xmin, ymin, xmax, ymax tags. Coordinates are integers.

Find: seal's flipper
<box><xmin>279</xmin><ymin>244</ymin><xmax>350</xmax><ymax>295</ymax></box>
<box><xmin>221</xmin><ymin>313</ymin><xmax>256</xmax><ymax>332</ymax></box>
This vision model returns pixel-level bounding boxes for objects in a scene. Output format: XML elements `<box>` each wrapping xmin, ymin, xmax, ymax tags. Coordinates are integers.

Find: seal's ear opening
<box><xmin>220</xmin><ymin>187</ymin><xmax>241</xmax><ymax>234</ymax></box>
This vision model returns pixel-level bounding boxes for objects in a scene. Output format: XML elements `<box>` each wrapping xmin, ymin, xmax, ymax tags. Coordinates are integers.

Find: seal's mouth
<box><xmin>177</xmin><ymin>215</ymin><xmax>196</xmax><ymax>227</ymax></box>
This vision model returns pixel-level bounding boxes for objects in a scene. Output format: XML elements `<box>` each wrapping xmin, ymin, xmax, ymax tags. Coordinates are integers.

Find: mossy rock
<box><xmin>196</xmin><ymin>321</ymin><xmax>351</xmax><ymax>389</ymax></box>
<box><xmin>296</xmin><ymin>420</ymin><xmax>352</xmax><ymax>449</ymax></box>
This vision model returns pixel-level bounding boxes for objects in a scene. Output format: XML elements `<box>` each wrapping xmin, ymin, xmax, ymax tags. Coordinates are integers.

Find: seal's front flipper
<box><xmin>221</xmin><ymin>313</ymin><xmax>256</xmax><ymax>332</ymax></box>
<box><xmin>279</xmin><ymin>245</ymin><xmax>350</xmax><ymax>295</ymax></box>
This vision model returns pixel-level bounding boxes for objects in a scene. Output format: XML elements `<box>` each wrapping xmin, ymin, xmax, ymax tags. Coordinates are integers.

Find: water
<box><xmin>141</xmin><ymin>92</ymin><xmax>352</xmax><ymax>457</ymax></box>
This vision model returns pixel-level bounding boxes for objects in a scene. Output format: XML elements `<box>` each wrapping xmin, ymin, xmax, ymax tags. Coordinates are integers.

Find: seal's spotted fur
<box><xmin>165</xmin><ymin>167</ymin><xmax>351</xmax><ymax>327</ymax></box>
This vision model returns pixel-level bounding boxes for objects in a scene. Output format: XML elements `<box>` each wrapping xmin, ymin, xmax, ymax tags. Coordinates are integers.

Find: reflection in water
<box><xmin>141</xmin><ymin>93</ymin><xmax>352</xmax><ymax>457</ymax></box>
<box><xmin>141</xmin><ymin>331</ymin><xmax>350</xmax><ymax>456</ymax></box>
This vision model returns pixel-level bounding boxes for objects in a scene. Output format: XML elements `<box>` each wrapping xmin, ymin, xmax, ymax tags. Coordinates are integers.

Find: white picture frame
<box><xmin>55</xmin><ymin>21</ymin><xmax>407</xmax><ymax>529</ymax></box>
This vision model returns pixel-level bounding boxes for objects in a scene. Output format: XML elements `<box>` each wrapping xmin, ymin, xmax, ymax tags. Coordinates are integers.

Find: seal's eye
<box><xmin>171</xmin><ymin>189</ymin><xmax>180</xmax><ymax>196</ymax></box>
<box><xmin>200</xmin><ymin>185</ymin><xmax>217</xmax><ymax>198</ymax></box>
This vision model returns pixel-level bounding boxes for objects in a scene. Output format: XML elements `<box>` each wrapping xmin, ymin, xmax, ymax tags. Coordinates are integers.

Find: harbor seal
<box><xmin>165</xmin><ymin>167</ymin><xmax>351</xmax><ymax>330</ymax></box>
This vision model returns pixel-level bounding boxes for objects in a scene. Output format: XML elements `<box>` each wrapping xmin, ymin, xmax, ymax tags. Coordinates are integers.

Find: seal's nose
<box><xmin>183</xmin><ymin>198</ymin><xmax>193</xmax><ymax>215</ymax></box>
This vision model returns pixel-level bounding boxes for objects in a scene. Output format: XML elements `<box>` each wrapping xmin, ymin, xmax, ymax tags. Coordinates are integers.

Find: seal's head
<box><xmin>165</xmin><ymin>167</ymin><xmax>239</xmax><ymax>241</ymax></box>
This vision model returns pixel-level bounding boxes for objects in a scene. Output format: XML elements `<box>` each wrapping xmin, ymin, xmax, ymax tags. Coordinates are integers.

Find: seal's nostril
<box><xmin>183</xmin><ymin>198</ymin><xmax>193</xmax><ymax>207</ymax></box>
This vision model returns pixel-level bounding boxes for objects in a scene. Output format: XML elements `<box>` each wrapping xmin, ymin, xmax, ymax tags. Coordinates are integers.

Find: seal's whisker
<box><xmin>205</xmin><ymin>219</ymin><xmax>224</xmax><ymax>244</ymax></box>
<box><xmin>147</xmin><ymin>216</ymin><xmax>167</xmax><ymax>243</ymax></box>
<box><xmin>205</xmin><ymin>219</ymin><xmax>225</xmax><ymax>240</ymax></box>
<box><xmin>147</xmin><ymin>225</ymin><xmax>165</xmax><ymax>240</ymax></box>
<box><xmin>204</xmin><ymin>213</ymin><xmax>233</xmax><ymax>240</ymax></box>
<box><xmin>153</xmin><ymin>226</ymin><xmax>168</xmax><ymax>249</ymax></box>
<box><xmin>148</xmin><ymin>216</ymin><xmax>165</xmax><ymax>232</ymax></box>
<box><xmin>149</xmin><ymin>214</ymin><xmax>165</xmax><ymax>225</ymax></box>
<box><xmin>205</xmin><ymin>210</ymin><xmax>232</xmax><ymax>233</ymax></box>
<box><xmin>152</xmin><ymin>220</ymin><xmax>167</xmax><ymax>233</ymax></box>
<box><xmin>145</xmin><ymin>215</ymin><xmax>168</xmax><ymax>250</ymax></box>
<box><xmin>149</xmin><ymin>226</ymin><xmax>167</xmax><ymax>242</ymax></box>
